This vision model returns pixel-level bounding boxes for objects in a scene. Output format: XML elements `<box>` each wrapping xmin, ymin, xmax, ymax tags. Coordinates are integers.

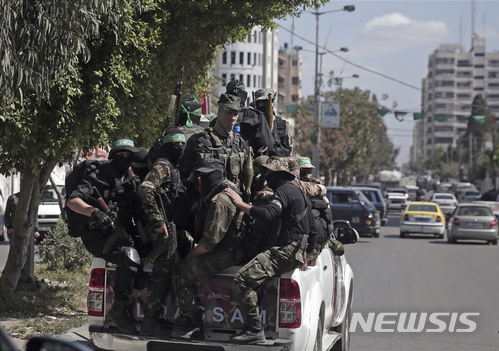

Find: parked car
<box><xmin>355</xmin><ymin>187</ymin><xmax>388</xmax><ymax>226</ymax></box>
<box><xmin>386</xmin><ymin>192</ymin><xmax>409</xmax><ymax>213</ymax></box>
<box><xmin>458</xmin><ymin>189</ymin><xmax>481</xmax><ymax>203</ymax></box>
<box><xmin>430</xmin><ymin>192</ymin><xmax>458</xmax><ymax>215</ymax></box>
<box><xmin>399</xmin><ymin>201</ymin><xmax>445</xmax><ymax>238</ymax></box>
<box><xmin>327</xmin><ymin>187</ymin><xmax>380</xmax><ymax>237</ymax></box>
<box><xmin>447</xmin><ymin>204</ymin><xmax>498</xmax><ymax>245</ymax></box>
<box><xmin>37</xmin><ymin>183</ymin><xmax>65</xmax><ymax>242</ymax></box>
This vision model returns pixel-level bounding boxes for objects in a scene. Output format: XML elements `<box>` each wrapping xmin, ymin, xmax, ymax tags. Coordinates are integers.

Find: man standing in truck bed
<box><xmin>225</xmin><ymin>158</ymin><xmax>318</xmax><ymax>344</ymax></box>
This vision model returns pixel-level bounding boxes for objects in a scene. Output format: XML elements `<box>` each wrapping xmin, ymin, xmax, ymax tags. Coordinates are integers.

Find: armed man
<box><xmin>178</xmin><ymin>93</ymin><xmax>249</xmax><ymax>192</ymax></box>
<box><xmin>177</xmin><ymin>94</ymin><xmax>205</xmax><ymax>141</ymax></box>
<box><xmin>173</xmin><ymin>158</ymin><xmax>245</xmax><ymax>340</ymax></box>
<box><xmin>136</xmin><ymin>127</ymin><xmax>186</xmax><ymax>337</ymax></box>
<box><xmin>66</xmin><ymin>137</ymin><xmax>142</xmax><ymax>333</ymax></box>
<box><xmin>225</xmin><ymin>158</ymin><xmax>319</xmax><ymax>344</ymax></box>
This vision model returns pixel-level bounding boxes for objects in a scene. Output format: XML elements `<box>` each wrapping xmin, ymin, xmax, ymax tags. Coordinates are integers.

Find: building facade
<box><xmin>412</xmin><ymin>34</ymin><xmax>499</xmax><ymax>163</ymax></box>
<box><xmin>277</xmin><ymin>43</ymin><xmax>303</xmax><ymax>115</ymax></box>
<box><xmin>210</xmin><ymin>27</ymin><xmax>278</xmax><ymax>107</ymax></box>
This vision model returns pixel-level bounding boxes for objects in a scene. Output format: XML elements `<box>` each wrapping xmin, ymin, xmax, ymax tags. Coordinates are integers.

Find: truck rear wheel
<box><xmin>333</xmin><ymin>283</ymin><xmax>352</xmax><ymax>351</ymax></box>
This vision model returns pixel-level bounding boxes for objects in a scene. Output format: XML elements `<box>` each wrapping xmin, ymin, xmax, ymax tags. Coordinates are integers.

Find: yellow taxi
<box><xmin>399</xmin><ymin>201</ymin><xmax>445</xmax><ymax>238</ymax></box>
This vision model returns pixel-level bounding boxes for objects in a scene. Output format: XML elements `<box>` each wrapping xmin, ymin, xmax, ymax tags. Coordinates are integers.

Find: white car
<box><xmin>430</xmin><ymin>193</ymin><xmax>458</xmax><ymax>215</ymax></box>
<box><xmin>458</xmin><ymin>189</ymin><xmax>481</xmax><ymax>203</ymax></box>
<box><xmin>386</xmin><ymin>192</ymin><xmax>409</xmax><ymax>213</ymax></box>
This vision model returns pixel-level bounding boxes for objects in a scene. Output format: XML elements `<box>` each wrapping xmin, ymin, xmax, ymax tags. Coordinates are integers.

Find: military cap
<box><xmin>226</xmin><ymin>79</ymin><xmax>246</xmax><ymax>94</ymax></box>
<box><xmin>218</xmin><ymin>93</ymin><xmax>241</xmax><ymax>113</ymax></box>
<box><xmin>299</xmin><ymin>157</ymin><xmax>315</xmax><ymax>169</ymax></box>
<box><xmin>262</xmin><ymin>158</ymin><xmax>295</xmax><ymax>177</ymax></box>
<box><xmin>109</xmin><ymin>137</ymin><xmax>139</xmax><ymax>159</ymax></box>
<box><xmin>196</xmin><ymin>157</ymin><xmax>225</xmax><ymax>173</ymax></box>
<box><xmin>158</xmin><ymin>127</ymin><xmax>186</xmax><ymax>145</ymax></box>
<box><xmin>131</xmin><ymin>149</ymin><xmax>149</xmax><ymax>168</ymax></box>
<box><xmin>253</xmin><ymin>155</ymin><xmax>269</xmax><ymax>170</ymax></box>
<box><xmin>254</xmin><ymin>88</ymin><xmax>277</xmax><ymax>101</ymax></box>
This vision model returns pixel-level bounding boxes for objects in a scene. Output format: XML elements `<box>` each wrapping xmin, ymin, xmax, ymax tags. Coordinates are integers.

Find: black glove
<box><xmin>91</xmin><ymin>208</ymin><xmax>113</xmax><ymax>231</ymax></box>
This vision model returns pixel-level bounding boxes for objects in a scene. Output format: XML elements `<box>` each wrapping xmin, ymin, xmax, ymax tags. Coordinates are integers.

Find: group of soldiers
<box><xmin>65</xmin><ymin>80</ymin><xmax>342</xmax><ymax>345</ymax></box>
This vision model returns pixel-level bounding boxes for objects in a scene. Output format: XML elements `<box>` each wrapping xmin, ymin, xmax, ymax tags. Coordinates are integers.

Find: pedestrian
<box><xmin>137</xmin><ymin>127</ymin><xmax>186</xmax><ymax>337</ymax></box>
<box><xmin>224</xmin><ymin>159</ymin><xmax>318</xmax><ymax>344</ymax></box>
<box><xmin>4</xmin><ymin>192</ymin><xmax>40</xmax><ymax>243</ymax></box>
<box><xmin>173</xmin><ymin>158</ymin><xmax>245</xmax><ymax>340</ymax></box>
<box><xmin>66</xmin><ymin>137</ymin><xmax>142</xmax><ymax>333</ymax></box>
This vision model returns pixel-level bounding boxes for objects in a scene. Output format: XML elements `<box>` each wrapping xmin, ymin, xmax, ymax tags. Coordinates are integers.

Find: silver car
<box><xmin>447</xmin><ymin>204</ymin><xmax>499</xmax><ymax>245</ymax></box>
<box><xmin>430</xmin><ymin>192</ymin><xmax>458</xmax><ymax>214</ymax></box>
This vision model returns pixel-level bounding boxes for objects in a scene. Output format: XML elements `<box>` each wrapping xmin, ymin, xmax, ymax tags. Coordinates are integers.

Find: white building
<box><xmin>413</xmin><ymin>34</ymin><xmax>499</xmax><ymax>163</ymax></box>
<box><xmin>210</xmin><ymin>27</ymin><xmax>278</xmax><ymax>107</ymax></box>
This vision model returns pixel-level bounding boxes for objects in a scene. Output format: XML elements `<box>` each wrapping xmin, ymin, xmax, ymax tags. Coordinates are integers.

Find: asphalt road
<box><xmin>346</xmin><ymin>214</ymin><xmax>499</xmax><ymax>351</ymax></box>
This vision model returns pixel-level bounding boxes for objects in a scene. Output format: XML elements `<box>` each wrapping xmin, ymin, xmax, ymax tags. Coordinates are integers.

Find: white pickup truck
<box><xmin>86</xmin><ymin>227</ymin><xmax>358</xmax><ymax>351</ymax></box>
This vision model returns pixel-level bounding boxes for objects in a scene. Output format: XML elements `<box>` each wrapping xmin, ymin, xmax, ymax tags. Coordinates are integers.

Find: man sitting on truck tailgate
<box><xmin>173</xmin><ymin>158</ymin><xmax>245</xmax><ymax>340</ymax></box>
<box><xmin>225</xmin><ymin>158</ymin><xmax>318</xmax><ymax>344</ymax></box>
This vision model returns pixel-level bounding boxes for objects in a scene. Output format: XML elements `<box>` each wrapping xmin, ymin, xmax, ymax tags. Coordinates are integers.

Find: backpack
<box><xmin>64</xmin><ymin>160</ymin><xmax>101</xmax><ymax>237</ymax></box>
<box><xmin>309</xmin><ymin>196</ymin><xmax>334</xmax><ymax>244</ymax></box>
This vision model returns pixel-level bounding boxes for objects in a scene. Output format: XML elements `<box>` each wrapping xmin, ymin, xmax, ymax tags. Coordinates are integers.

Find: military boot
<box><xmin>172</xmin><ymin>310</ymin><xmax>204</xmax><ymax>340</ymax></box>
<box><xmin>107</xmin><ymin>299</ymin><xmax>136</xmax><ymax>333</ymax></box>
<box><xmin>230</xmin><ymin>320</ymin><xmax>266</xmax><ymax>345</ymax></box>
<box><xmin>140</xmin><ymin>312</ymin><xmax>170</xmax><ymax>338</ymax></box>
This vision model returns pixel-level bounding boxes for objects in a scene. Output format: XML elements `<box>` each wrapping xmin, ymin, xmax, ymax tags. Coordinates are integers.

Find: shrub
<box><xmin>36</xmin><ymin>219</ymin><xmax>92</xmax><ymax>271</ymax></box>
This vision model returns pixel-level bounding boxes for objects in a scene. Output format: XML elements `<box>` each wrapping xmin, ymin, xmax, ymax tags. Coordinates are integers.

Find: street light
<box><xmin>310</xmin><ymin>4</ymin><xmax>355</xmax><ymax>178</ymax></box>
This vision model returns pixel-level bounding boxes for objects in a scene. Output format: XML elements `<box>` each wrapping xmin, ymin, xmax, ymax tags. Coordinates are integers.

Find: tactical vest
<box><xmin>195</xmin><ymin>129</ymin><xmax>248</xmax><ymax>190</ymax></box>
<box><xmin>155</xmin><ymin>158</ymin><xmax>182</xmax><ymax>220</ymax></box>
<box><xmin>271</xmin><ymin>116</ymin><xmax>292</xmax><ymax>157</ymax></box>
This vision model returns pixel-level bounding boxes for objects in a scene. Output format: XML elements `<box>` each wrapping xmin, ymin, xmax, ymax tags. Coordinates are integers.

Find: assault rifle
<box><xmin>91</xmin><ymin>187</ymin><xmax>134</xmax><ymax>255</ymax></box>
<box><xmin>163</xmin><ymin>66</ymin><xmax>185</xmax><ymax>131</ymax></box>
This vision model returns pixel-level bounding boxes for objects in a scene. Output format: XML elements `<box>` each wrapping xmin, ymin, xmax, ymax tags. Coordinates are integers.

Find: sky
<box><xmin>277</xmin><ymin>0</ymin><xmax>499</xmax><ymax>168</ymax></box>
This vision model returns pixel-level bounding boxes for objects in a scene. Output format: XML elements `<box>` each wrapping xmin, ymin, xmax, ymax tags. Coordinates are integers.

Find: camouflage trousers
<box><xmin>177</xmin><ymin>247</ymin><xmax>243</xmax><ymax>318</ymax></box>
<box><xmin>233</xmin><ymin>241</ymin><xmax>304</xmax><ymax>327</ymax></box>
<box><xmin>145</xmin><ymin>252</ymin><xmax>171</xmax><ymax>314</ymax></box>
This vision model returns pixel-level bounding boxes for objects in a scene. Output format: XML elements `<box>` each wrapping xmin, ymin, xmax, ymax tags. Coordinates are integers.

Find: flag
<box><xmin>434</xmin><ymin>114</ymin><xmax>447</xmax><ymax>122</ymax></box>
<box><xmin>472</xmin><ymin>115</ymin><xmax>485</xmax><ymax>123</ymax></box>
<box><xmin>456</xmin><ymin>115</ymin><xmax>467</xmax><ymax>120</ymax></box>
<box><xmin>394</xmin><ymin>111</ymin><xmax>407</xmax><ymax>121</ymax></box>
<box><xmin>285</xmin><ymin>104</ymin><xmax>299</xmax><ymax>114</ymax></box>
<box><xmin>413</xmin><ymin>113</ymin><xmax>425</xmax><ymax>120</ymax></box>
<box><xmin>377</xmin><ymin>108</ymin><xmax>389</xmax><ymax>117</ymax></box>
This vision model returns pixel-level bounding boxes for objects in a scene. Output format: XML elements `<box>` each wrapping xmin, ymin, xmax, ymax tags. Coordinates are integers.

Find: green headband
<box><xmin>159</xmin><ymin>133</ymin><xmax>186</xmax><ymax>145</ymax></box>
<box><xmin>299</xmin><ymin>158</ymin><xmax>313</xmax><ymax>166</ymax></box>
<box><xmin>218</xmin><ymin>104</ymin><xmax>237</xmax><ymax>113</ymax></box>
<box><xmin>111</xmin><ymin>138</ymin><xmax>135</xmax><ymax>149</ymax></box>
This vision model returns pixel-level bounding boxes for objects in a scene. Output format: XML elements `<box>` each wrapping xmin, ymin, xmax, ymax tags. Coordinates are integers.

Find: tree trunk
<box><xmin>0</xmin><ymin>157</ymin><xmax>59</xmax><ymax>297</ymax></box>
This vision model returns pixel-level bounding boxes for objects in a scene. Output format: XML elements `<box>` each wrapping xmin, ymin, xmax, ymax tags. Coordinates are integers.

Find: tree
<box><xmin>0</xmin><ymin>0</ymin><xmax>328</xmax><ymax>297</ymax></box>
<box><xmin>293</xmin><ymin>83</ymin><xmax>394</xmax><ymax>185</ymax></box>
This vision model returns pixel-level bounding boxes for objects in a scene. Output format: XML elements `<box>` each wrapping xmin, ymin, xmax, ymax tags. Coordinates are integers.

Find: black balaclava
<box><xmin>200</xmin><ymin>169</ymin><xmax>224</xmax><ymax>196</ymax></box>
<box><xmin>265</xmin><ymin>171</ymin><xmax>286</xmax><ymax>190</ymax></box>
<box><xmin>155</xmin><ymin>127</ymin><xmax>186</xmax><ymax>166</ymax></box>
<box><xmin>112</xmin><ymin>155</ymin><xmax>133</xmax><ymax>175</ymax></box>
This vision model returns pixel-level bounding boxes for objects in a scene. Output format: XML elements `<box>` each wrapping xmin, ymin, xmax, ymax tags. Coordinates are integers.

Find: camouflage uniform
<box><xmin>230</xmin><ymin>159</ymin><xmax>318</xmax><ymax>344</ymax></box>
<box><xmin>136</xmin><ymin>129</ymin><xmax>185</xmax><ymax>335</ymax></box>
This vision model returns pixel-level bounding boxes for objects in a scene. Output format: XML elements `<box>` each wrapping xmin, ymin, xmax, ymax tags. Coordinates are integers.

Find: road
<box><xmin>346</xmin><ymin>214</ymin><xmax>499</xmax><ymax>351</ymax></box>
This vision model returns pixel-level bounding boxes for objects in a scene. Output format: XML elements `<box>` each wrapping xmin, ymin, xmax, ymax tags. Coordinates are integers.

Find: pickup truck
<box><xmin>87</xmin><ymin>227</ymin><xmax>358</xmax><ymax>351</ymax></box>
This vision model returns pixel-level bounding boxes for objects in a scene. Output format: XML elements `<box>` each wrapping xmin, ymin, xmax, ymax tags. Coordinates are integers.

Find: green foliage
<box><xmin>36</xmin><ymin>219</ymin><xmax>92</xmax><ymax>271</ymax></box>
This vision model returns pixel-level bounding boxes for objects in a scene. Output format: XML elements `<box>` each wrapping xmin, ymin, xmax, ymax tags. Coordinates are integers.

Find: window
<box><xmin>474</xmin><ymin>87</ymin><xmax>484</xmax><ymax>91</ymax></box>
<box><xmin>278</xmin><ymin>76</ymin><xmax>285</xmax><ymax>84</ymax></box>
<box><xmin>222</xmin><ymin>52</ymin><xmax>227</xmax><ymax>64</ymax></box>
<box><xmin>474</xmin><ymin>52</ymin><xmax>485</xmax><ymax>57</ymax></box>
<box><xmin>248</xmin><ymin>34</ymin><xmax>251</xmax><ymax>43</ymax></box>
<box><xmin>457</xmin><ymin>71</ymin><xmax>472</xmax><ymax>77</ymax></box>
<box><xmin>445</xmin><ymin>92</ymin><xmax>454</xmax><ymax>98</ymax></box>
<box><xmin>239</xmin><ymin>74</ymin><xmax>244</xmax><ymax>84</ymax></box>
<box><xmin>247</xmin><ymin>74</ymin><xmax>251</xmax><ymax>88</ymax></box>
<box><xmin>230</xmin><ymin>73</ymin><xmax>235</xmax><ymax>81</ymax></box>
<box><xmin>278</xmin><ymin>59</ymin><xmax>284</xmax><ymax>67</ymax></box>
<box><xmin>257</xmin><ymin>75</ymin><xmax>260</xmax><ymax>87</ymax></box>
<box><xmin>254</xmin><ymin>53</ymin><xmax>257</xmax><ymax>66</ymax></box>
<box><xmin>474</xmin><ymin>76</ymin><xmax>484</xmax><ymax>80</ymax></box>
<box><xmin>457</xmin><ymin>60</ymin><xmax>472</xmax><ymax>67</ymax></box>
<box><xmin>435</xmin><ymin>69</ymin><xmax>454</xmax><ymax>75</ymax></box>
<box><xmin>253</xmin><ymin>75</ymin><xmax>256</xmax><ymax>88</ymax></box>
<box><xmin>435</xmin><ymin>58</ymin><xmax>454</xmax><ymax>64</ymax></box>
<box><xmin>457</xmin><ymin>93</ymin><xmax>471</xmax><ymax>99</ymax></box>
<box><xmin>489</xmin><ymin>71</ymin><xmax>499</xmax><ymax>78</ymax></box>
<box><xmin>231</xmin><ymin>52</ymin><xmax>236</xmax><ymax>65</ymax></box>
<box><xmin>292</xmin><ymin>77</ymin><xmax>300</xmax><ymax>85</ymax></box>
<box><xmin>259</xmin><ymin>54</ymin><xmax>261</xmax><ymax>66</ymax></box>
<box><xmin>435</xmin><ymin>137</ymin><xmax>454</xmax><ymax>144</ymax></box>
<box><xmin>456</xmin><ymin>81</ymin><xmax>471</xmax><ymax>87</ymax></box>
<box><xmin>475</xmin><ymin>64</ymin><xmax>485</xmax><ymax>68</ymax></box>
<box><xmin>435</xmin><ymin>125</ymin><xmax>453</xmax><ymax>132</ymax></box>
<box><xmin>247</xmin><ymin>53</ymin><xmax>251</xmax><ymax>65</ymax></box>
<box><xmin>222</xmin><ymin>73</ymin><xmax>227</xmax><ymax>86</ymax></box>
<box><xmin>292</xmin><ymin>59</ymin><xmax>299</xmax><ymax>67</ymax></box>
<box><xmin>292</xmin><ymin>94</ymin><xmax>299</xmax><ymax>102</ymax></box>
<box><xmin>239</xmin><ymin>52</ymin><xmax>244</xmax><ymax>65</ymax></box>
<box><xmin>436</xmin><ymin>80</ymin><xmax>454</xmax><ymax>87</ymax></box>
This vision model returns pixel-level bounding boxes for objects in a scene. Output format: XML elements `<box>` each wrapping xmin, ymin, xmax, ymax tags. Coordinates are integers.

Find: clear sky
<box><xmin>277</xmin><ymin>0</ymin><xmax>499</xmax><ymax>168</ymax></box>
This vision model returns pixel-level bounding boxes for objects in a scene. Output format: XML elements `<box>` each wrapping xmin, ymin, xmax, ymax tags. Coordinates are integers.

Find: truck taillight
<box><xmin>453</xmin><ymin>217</ymin><xmax>460</xmax><ymax>226</ymax></box>
<box><xmin>88</xmin><ymin>268</ymin><xmax>105</xmax><ymax>316</ymax></box>
<box><xmin>279</xmin><ymin>279</ymin><xmax>301</xmax><ymax>328</ymax></box>
<box><xmin>491</xmin><ymin>218</ymin><xmax>497</xmax><ymax>227</ymax></box>
<box><xmin>436</xmin><ymin>216</ymin><xmax>442</xmax><ymax>223</ymax></box>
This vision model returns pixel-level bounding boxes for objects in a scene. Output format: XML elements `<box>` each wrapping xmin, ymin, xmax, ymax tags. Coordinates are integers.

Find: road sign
<box><xmin>321</xmin><ymin>101</ymin><xmax>340</xmax><ymax>128</ymax></box>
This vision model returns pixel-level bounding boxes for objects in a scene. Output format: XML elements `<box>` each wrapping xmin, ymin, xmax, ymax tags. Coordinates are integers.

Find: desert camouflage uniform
<box><xmin>177</xmin><ymin>179</ymin><xmax>244</xmax><ymax>318</ymax></box>
<box><xmin>137</xmin><ymin>158</ymin><xmax>181</xmax><ymax>312</ymax></box>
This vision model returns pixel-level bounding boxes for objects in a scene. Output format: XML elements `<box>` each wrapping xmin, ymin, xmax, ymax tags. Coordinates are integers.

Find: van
<box><xmin>326</xmin><ymin>186</ymin><xmax>380</xmax><ymax>237</ymax></box>
<box><xmin>354</xmin><ymin>187</ymin><xmax>387</xmax><ymax>226</ymax></box>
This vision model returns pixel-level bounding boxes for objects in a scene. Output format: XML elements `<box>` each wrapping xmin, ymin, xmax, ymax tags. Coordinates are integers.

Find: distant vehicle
<box><xmin>458</xmin><ymin>189</ymin><xmax>481</xmax><ymax>203</ymax></box>
<box><xmin>399</xmin><ymin>202</ymin><xmax>445</xmax><ymax>238</ymax></box>
<box><xmin>386</xmin><ymin>188</ymin><xmax>411</xmax><ymax>201</ymax></box>
<box><xmin>447</xmin><ymin>203</ymin><xmax>498</xmax><ymax>245</ymax></box>
<box><xmin>351</xmin><ymin>183</ymin><xmax>385</xmax><ymax>195</ymax></box>
<box><xmin>430</xmin><ymin>193</ymin><xmax>458</xmax><ymax>215</ymax></box>
<box><xmin>327</xmin><ymin>187</ymin><xmax>381</xmax><ymax>237</ymax></box>
<box><xmin>386</xmin><ymin>193</ymin><xmax>409</xmax><ymax>213</ymax></box>
<box><xmin>355</xmin><ymin>187</ymin><xmax>388</xmax><ymax>226</ymax></box>
<box><xmin>37</xmin><ymin>183</ymin><xmax>65</xmax><ymax>242</ymax></box>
